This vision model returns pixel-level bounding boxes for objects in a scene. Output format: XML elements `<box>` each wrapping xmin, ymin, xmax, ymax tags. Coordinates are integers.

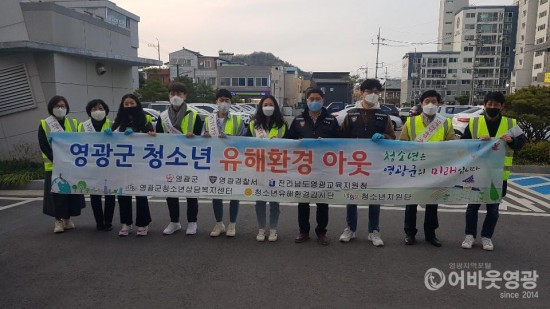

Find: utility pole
<box><xmin>374</xmin><ymin>28</ymin><xmax>381</xmax><ymax>78</ymax></box>
<box><xmin>148</xmin><ymin>38</ymin><xmax>161</xmax><ymax>68</ymax></box>
<box><xmin>469</xmin><ymin>32</ymin><xmax>482</xmax><ymax>105</ymax></box>
<box><xmin>383</xmin><ymin>66</ymin><xmax>388</xmax><ymax>104</ymax></box>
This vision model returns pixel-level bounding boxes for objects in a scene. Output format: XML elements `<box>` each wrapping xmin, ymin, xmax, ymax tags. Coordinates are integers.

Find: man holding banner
<box><xmin>156</xmin><ymin>83</ymin><xmax>203</xmax><ymax>236</ymax></box>
<box><xmin>288</xmin><ymin>88</ymin><xmax>340</xmax><ymax>245</ymax></box>
<box><xmin>399</xmin><ymin>90</ymin><xmax>455</xmax><ymax>247</ymax></box>
<box><xmin>460</xmin><ymin>92</ymin><xmax>526</xmax><ymax>251</ymax></box>
<box><xmin>338</xmin><ymin>79</ymin><xmax>396</xmax><ymax>247</ymax></box>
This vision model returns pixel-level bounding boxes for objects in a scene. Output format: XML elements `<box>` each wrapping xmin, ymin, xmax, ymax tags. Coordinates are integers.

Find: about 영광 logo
<box><xmin>425</xmin><ymin>268</ymin><xmax>446</xmax><ymax>291</ymax></box>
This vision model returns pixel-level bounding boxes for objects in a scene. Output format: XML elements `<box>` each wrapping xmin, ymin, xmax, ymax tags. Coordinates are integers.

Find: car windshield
<box><xmin>462</xmin><ymin>107</ymin><xmax>482</xmax><ymax>113</ymax></box>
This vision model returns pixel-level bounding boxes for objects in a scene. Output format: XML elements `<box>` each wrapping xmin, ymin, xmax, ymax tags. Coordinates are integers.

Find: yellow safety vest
<box><xmin>204</xmin><ymin>114</ymin><xmax>243</xmax><ymax>136</ymax></box>
<box><xmin>249</xmin><ymin>120</ymin><xmax>286</xmax><ymax>138</ymax></box>
<box><xmin>162</xmin><ymin>111</ymin><xmax>198</xmax><ymax>134</ymax></box>
<box><xmin>77</xmin><ymin>119</ymin><xmax>111</xmax><ymax>133</ymax></box>
<box><xmin>407</xmin><ymin>116</ymin><xmax>451</xmax><ymax>142</ymax></box>
<box><xmin>469</xmin><ymin>116</ymin><xmax>516</xmax><ymax>180</ymax></box>
<box><xmin>40</xmin><ymin>117</ymin><xmax>78</xmax><ymax>171</ymax></box>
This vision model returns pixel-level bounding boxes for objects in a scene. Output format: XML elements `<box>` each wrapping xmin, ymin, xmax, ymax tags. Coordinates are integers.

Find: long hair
<box><xmin>112</xmin><ymin>94</ymin><xmax>146</xmax><ymax>131</ymax></box>
<box><xmin>254</xmin><ymin>95</ymin><xmax>285</xmax><ymax>130</ymax></box>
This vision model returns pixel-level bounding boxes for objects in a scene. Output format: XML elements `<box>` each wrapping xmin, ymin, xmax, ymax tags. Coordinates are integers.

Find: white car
<box><xmin>332</xmin><ymin>106</ymin><xmax>403</xmax><ymax>131</ymax></box>
<box><xmin>143</xmin><ymin>108</ymin><xmax>160</xmax><ymax>128</ymax></box>
<box><xmin>452</xmin><ymin>106</ymin><xmax>485</xmax><ymax>136</ymax></box>
<box><xmin>188</xmin><ymin>103</ymin><xmax>251</xmax><ymax>125</ymax></box>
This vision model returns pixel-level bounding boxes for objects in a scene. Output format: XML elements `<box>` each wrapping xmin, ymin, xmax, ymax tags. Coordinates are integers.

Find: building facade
<box><xmin>311</xmin><ymin>72</ymin><xmax>352</xmax><ymax>105</ymax></box>
<box><xmin>438</xmin><ymin>0</ymin><xmax>470</xmax><ymax>51</ymax></box>
<box><xmin>0</xmin><ymin>0</ymin><xmax>158</xmax><ymax>159</ymax></box>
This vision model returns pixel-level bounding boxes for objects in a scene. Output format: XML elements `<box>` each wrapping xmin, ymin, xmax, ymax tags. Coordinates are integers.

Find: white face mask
<box><xmin>170</xmin><ymin>96</ymin><xmax>184</xmax><ymax>107</ymax></box>
<box><xmin>262</xmin><ymin>106</ymin><xmax>275</xmax><ymax>116</ymax></box>
<box><xmin>53</xmin><ymin>107</ymin><xmax>67</xmax><ymax>118</ymax></box>
<box><xmin>423</xmin><ymin>103</ymin><xmax>438</xmax><ymax>116</ymax></box>
<box><xmin>364</xmin><ymin>93</ymin><xmax>379</xmax><ymax>105</ymax></box>
<box><xmin>218</xmin><ymin>102</ymin><xmax>231</xmax><ymax>113</ymax></box>
<box><xmin>91</xmin><ymin>110</ymin><xmax>106</xmax><ymax>121</ymax></box>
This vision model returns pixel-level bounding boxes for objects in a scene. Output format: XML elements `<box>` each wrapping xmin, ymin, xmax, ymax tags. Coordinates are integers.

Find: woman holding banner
<box><xmin>78</xmin><ymin>99</ymin><xmax>116</xmax><ymax>231</ymax></box>
<box><xmin>38</xmin><ymin>95</ymin><xmax>85</xmax><ymax>233</ymax></box>
<box><xmin>107</xmin><ymin>94</ymin><xmax>155</xmax><ymax>237</ymax></box>
<box><xmin>247</xmin><ymin>95</ymin><xmax>288</xmax><ymax>242</ymax></box>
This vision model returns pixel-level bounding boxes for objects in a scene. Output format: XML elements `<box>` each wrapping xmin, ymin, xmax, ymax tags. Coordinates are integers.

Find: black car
<box><xmin>409</xmin><ymin>105</ymin><xmax>422</xmax><ymax>117</ymax></box>
<box><xmin>380</xmin><ymin>103</ymin><xmax>399</xmax><ymax>117</ymax></box>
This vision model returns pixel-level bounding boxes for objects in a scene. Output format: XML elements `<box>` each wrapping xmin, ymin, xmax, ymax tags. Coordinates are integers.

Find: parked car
<box><xmin>399</xmin><ymin>107</ymin><xmax>412</xmax><ymax>123</ymax></box>
<box><xmin>438</xmin><ymin>105</ymin><xmax>474</xmax><ymax>118</ymax></box>
<box><xmin>143</xmin><ymin>108</ymin><xmax>160</xmax><ymax>128</ymax></box>
<box><xmin>409</xmin><ymin>105</ymin><xmax>422</xmax><ymax>117</ymax></box>
<box><xmin>143</xmin><ymin>101</ymin><xmax>170</xmax><ymax>113</ymax></box>
<box><xmin>236</xmin><ymin>103</ymin><xmax>257</xmax><ymax>114</ymax></box>
<box><xmin>452</xmin><ymin>106</ymin><xmax>485</xmax><ymax>136</ymax></box>
<box><xmin>187</xmin><ymin>103</ymin><xmax>251</xmax><ymax>125</ymax></box>
<box><xmin>332</xmin><ymin>106</ymin><xmax>403</xmax><ymax>131</ymax></box>
<box><xmin>326</xmin><ymin>102</ymin><xmax>348</xmax><ymax>114</ymax></box>
<box><xmin>380</xmin><ymin>103</ymin><xmax>399</xmax><ymax>117</ymax></box>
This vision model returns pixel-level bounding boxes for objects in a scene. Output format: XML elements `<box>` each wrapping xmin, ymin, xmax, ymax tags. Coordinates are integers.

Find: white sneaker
<box><xmin>461</xmin><ymin>235</ymin><xmax>475</xmax><ymax>249</ymax></box>
<box><xmin>256</xmin><ymin>229</ymin><xmax>266</xmax><ymax>242</ymax></box>
<box><xmin>226</xmin><ymin>223</ymin><xmax>236</xmax><ymax>237</ymax></box>
<box><xmin>62</xmin><ymin>218</ymin><xmax>75</xmax><ymax>230</ymax></box>
<box><xmin>482</xmin><ymin>237</ymin><xmax>494</xmax><ymax>251</ymax></box>
<box><xmin>186</xmin><ymin>222</ymin><xmax>197</xmax><ymax>235</ymax></box>
<box><xmin>54</xmin><ymin>220</ymin><xmax>64</xmax><ymax>233</ymax></box>
<box><xmin>268</xmin><ymin>229</ymin><xmax>278</xmax><ymax>242</ymax></box>
<box><xmin>137</xmin><ymin>225</ymin><xmax>149</xmax><ymax>236</ymax></box>
<box><xmin>339</xmin><ymin>227</ymin><xmax>356</xmax><ymax>243</ymax></box>
<box><xmin>210</xmin><ymin>222</ymin><xmax>225</xmax><ymax>237</ymax></box>
<box><xmin>368</xmin><ymin>231</ymin><xmax>384</xmax><ymax>247</ymax></box>
<box><xmin>163</xmin><ymin>222</ymin><xmax>182</xmax><ymax>235</ymax></box>
<box><xmin>118</xmin><ymin>224</ymin><xmax>133</xmax><ymax>236</ymax></box>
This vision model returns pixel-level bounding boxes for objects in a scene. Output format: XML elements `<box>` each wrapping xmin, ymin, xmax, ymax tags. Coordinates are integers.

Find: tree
<box><xmin>134</xmin><ymin>79</ymin><xmax>168</xmax><ymax>102</ymax></box>
<box><xmin>455</xmin><ymin>95</ymin><xmax>470</xmax><ymax>105</ymax></box>
<box><xmin>173</xmin><ymin>76</ymin><xmax>217</xmax><ymax>103</ymax></box>
<box><xmin>505</xmin><ymin>86</ymin><xmax>550</xmax><ymax>142</ymax></box>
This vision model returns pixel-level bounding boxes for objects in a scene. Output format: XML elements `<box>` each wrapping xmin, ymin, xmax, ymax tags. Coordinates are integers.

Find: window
<box><xmin>255</xmin><ymin>77</ymin><xmax>269</xmax><ymax>87</ymax></box>
<box><xmin>538</xmin><ymin>24</ymin><xmax>546</xmax><ymax>31</ymax></box>
<box><xmin>448</xmin><ymin>69</ymin><xmax>457</xmax><ymax>73</ymax></box>
<box><xmin>541</xmin><ymin>0</ymin><xmax>548</xmax><ymax>5</ymax></box>
<box><xmin>106</xmin><ymin>8</ymin><xmax>130</xmax><ymax>29</ymax></box>
<box><xmin>447</xmin><ymin>80</ymin><xmax>457</xmax><ymax>84</ymax></box>
<box><xmin>478</xmin><ymin>12</ymin><xmax>499</xmax><ymax>22</ymax></box>
<box><xmin>446</xmin><ymin>11</ymin><xmax>453</xmax><ymax>14</ymax></box>
<box><xmin>539</xmin><ymin>11</ymin><xmax>547</xmax><ymax>18</ymax></box>
<box><xmin>220</xmin><ymin>78</ymin><xmax>230</xmax><ymax>86</ymax></box>
<box><xmin>466</xmin><ymin>13</ymin><xmax>475</xmax><ymax>18</ymax></box>
<box><xmin>247</xmin><ymin>77</ymin><xmax>254</xmax><ymax>87</ymax></box>
<box><xmin>464</xmin><ymin>46</ymin><xmax>474</xmax><ymax>52</ymax></box>
<box><xmin>462</xmin><ymin>68</ymin><xmax>472</xmax><ymax>73</ymax></box>
<box><xmin>465</xmin><ymin>24</ymin><xmax>475</xmax><ymax>29</ymax></box>
<box><xmin>522</xmin><ymin>22</ymin><xmax>526</xmax><ymax>29</ymax></box>
<box><xmin>461</xmin><ymin>80</ymin><xmax>471</xmax><ymax>85</ymax></box>
<box><xmin>445</xmin><ymin>21</ymin><xmax>452</xmax><ymax>25</ymax></box>
<box><xmin>203</xmin><ymin>60</ymin><xmax>212</xmax><ymax>69</ymax></box>
<box><xmin>537</xmin><ymin>37</ymin><xmax>545</xmax><ymax>44</ymax></box>
<box><xmin>464</xmin><ymin>58</ymin><xmax>473</xmax><ymax>63</ymax></box>
<box><xmin>534</xmin><ymin>63</ymin><xmax>543</xmax><ymax>69</ymax></box>
<box><xmin>449</xmin><ymin>58</ymin><xmax>458</xmax><ymax>63</ymax></box>
<box><xmin>232</xmin><ymin>78</ymin><xmax>245</xmax><ymax>86</ymax></box>
<box><xmin>477</xmin><ymin>23</ymin><xmax>498</xmax><ymax>33</ymax></box>
<box><xmin>465</xmin><ymin>35</ymin><xmax>475</xmax><ymax>41</ymax></box>
<box><xmin>535</xmin><ymin>51</ymin><xmax>544</xmax><ymax>57</ymax></box>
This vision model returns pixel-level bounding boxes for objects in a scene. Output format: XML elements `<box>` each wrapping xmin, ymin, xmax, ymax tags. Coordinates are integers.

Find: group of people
<box><xmin>38</xmin><ymin>79</ymin><xmax>525</xmax><ymax>251</ymax></box>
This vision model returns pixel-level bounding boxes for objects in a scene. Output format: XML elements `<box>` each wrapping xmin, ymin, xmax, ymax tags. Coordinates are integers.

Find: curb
<box><xmin>510</xmin><ymin>165</ymin><xmax>550</xmax><ymax>174</ymax></box>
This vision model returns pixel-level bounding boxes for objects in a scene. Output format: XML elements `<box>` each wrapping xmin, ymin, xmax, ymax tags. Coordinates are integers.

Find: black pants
<box><xmin>298</xmin><ymin>203</ymin><xmax>329</xmax><ymax>236</ymax></box>
<box><xmin>118</xmin><ymin>196</ymin><xmax>151</xmax><ymax>227</ymax></box>
<box><xmin>166</xmin><ymin>197</ymin><xmax>199</xmax><ymax>223</ymax></box>
<box><xmin>90</xmin><ymin>195</ymin><xmax>116</xmax><ymax>226</ymax></box>
<box><xmin>404</xmin><ymin>204</ymin><xmax>439</xmax><ymax>239</ymax></box>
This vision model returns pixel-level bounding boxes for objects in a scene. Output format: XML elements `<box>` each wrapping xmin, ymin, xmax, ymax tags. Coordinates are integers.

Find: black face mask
<box><xmin>485</xmin><ymin>108</ymin><xmax>501</xmax><ymax>118</ymax></box>
<box><xmin>122</xmin><ymin>106</ymin><xmax>140</xmax><ymax>118</ymax></box>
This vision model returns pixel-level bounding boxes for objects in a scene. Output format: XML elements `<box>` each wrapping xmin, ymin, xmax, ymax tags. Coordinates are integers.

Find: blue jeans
<box><xmin>255</xmin><ymin>201</ymin><xmax>280</xmax><ymax>229</ymax></box>
<box><xmin>213</xmin><ymin>199</ymin><xmax>239</xmax><ymax>223</ymax></box>
<box><xmin>347</xmin><ymin>204</ymin><xmax>380</xmax><ymax>233</ymax></box>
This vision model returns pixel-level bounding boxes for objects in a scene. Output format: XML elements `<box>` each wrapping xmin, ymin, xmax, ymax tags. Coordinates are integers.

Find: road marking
<box><xmin>0</xmin><ymin>198</ymin><xmax>41</xmax><ymax>211</ymax></box>
<box><xmin>507</xmin><ymin>187</ymin><xmax>550</xmax><ymax>208</ymax></box>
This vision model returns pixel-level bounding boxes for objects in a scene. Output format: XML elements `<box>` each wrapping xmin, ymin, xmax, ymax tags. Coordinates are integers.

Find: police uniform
<box><xmin>288</xmin><ymin>108</ymin><xmax>340</xmax><ymax>240</ymax></box>
<box><xmin>461</xmin><ymin>114</ymin><xmax>525</xmax><ymax>240</ymax></box>
<box><xmin>399</xmin><ymin>114</ymin><xmax>455</xmax><ymax>245</ymax></box>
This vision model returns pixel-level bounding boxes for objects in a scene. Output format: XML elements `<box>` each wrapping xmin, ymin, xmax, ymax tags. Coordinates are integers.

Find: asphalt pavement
<box><xmin>0</xmin><ymin>175</ymin><xmax>549</xmax><ymax>308</ymax></box>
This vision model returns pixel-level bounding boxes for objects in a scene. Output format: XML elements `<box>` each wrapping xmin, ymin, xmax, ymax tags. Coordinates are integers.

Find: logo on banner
<box><xmin>299</xmin><ymin>120</ymin><xmax>305</xmax><ymax>127</ymax></box>
<box><xmin>166</xmin><ymin>174</ymin><xmax>174</xmax><ymax>182</ymax></box>
<box><xmin>244</xmin><ymin>188</ymin><xmax>253</xmax><ymax>196</ymax></box>
<box><xmin>425</xmin><ymin>268</ymin><xmax>446</xmax><ymax>291</ymax></box>
<box><xmin>209</xmin><ymin>176</ymin><xmax>218</xmax><ymax>184</ymax></box>
<box><xmin>269</xmin><ymin>180</ymin><xmax>276</xmax><ymax>187</ymax></box>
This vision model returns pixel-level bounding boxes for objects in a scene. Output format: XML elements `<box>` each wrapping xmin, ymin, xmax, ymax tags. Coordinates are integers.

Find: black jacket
<box><xmin>287</xmin><ymin>107</ymin><xmax>340</xmax><ymax>139</ymax></box>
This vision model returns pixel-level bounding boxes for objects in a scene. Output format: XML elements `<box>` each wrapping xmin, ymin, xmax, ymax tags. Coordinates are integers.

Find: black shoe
<box><xmin>96</xmin><ymin>224</ymin><xmax>105</xmax><ymax>231</ymax></box>
<box><xmin>426</xmin><ymin>237</ymin><xmax>442</xmax><ymax>247</ymax></box>
<box><xmin>103</xmin><ymin>223</ymin><xmax>113</xmax><ymax>231</ymax></box>
<box><xmin>405</xmin><ymin>235</ymin><xmax>416</xmax><ymax>245</ymax></box>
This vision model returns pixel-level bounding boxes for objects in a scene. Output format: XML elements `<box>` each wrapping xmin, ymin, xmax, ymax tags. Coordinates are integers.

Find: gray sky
<box><xmin>114</xmin><ymin>0</ymin><xmax>512</xmax><ymax>79</ymax></box>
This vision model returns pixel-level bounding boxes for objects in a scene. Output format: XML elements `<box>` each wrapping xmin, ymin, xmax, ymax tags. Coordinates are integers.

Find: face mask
<box><xmin>218</xmin><ymin>102</ymin><xmax>231</xmax><ymax>113</ymax></box>
<box><xmin>170</xmin><ymin>96</ymin><xmax>184</xmax><ymax>107</ymax></box>
<box><xmin>485</xmin><ymin>107</ymin><xmax>501</xmax><ymax>118</ymax></box>
<box><xmin>123</xmin><ymin>106</ymin><xmax>140</xmax><ymax>118</ymax></box>
<box><xmin>364</xmin><ymin>93</ymin><xmax>379</xmax><ymax>105</ymax></box>
<box><xmin>262</xmin><ymin>106</ymin><xmax>275</xmax><ymax>116</ymax></box>
<box><xmin>91</xmin><ymin>110</ymin><xmax>106</xmax><ymax>121</ymax></box>
<box><xmin>423</xmin><ymin>103</ymin><xmax>438</xmax><ymax>116</ymax></box>
<box><xmin>53</xmin><ymin>107</ymin><xmax>67</xmax><ymax>118</ymax></box>
<box><xmin>307</xmin><ymin>100</ymin><xmax>323</xmax><ymax>112</ymax></box>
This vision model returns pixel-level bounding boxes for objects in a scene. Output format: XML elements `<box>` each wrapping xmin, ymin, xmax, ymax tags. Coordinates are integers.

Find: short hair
<box><xmin>484</xmin><ymin>92</ymin><xmax>505</xmax><ymax>105</ymax></box>
<box><xmin>360</xmin><ymin>79</ymin><xmax>382</xmax><ymax>92</ymax></box>
<box><xmin>306</xmin><ymin>87</ymin><xmax>324</xmax><ymax>99</ymax></box>
<box><xmin>85</xmin><ymin>99</ymin><xmax>109</xmax><ymax>117</ymax></box>
<box><xmin>47</xmin><ymin>95</ymin><xmax>70</xmax><ymax>115</ymax></box>
<box><xmin>215</xmin><ymin>89</ymin><xmax>233</xmax><ymax>100</ymax></box>
<box><xmin>420</xmin><ymin>90</ymin><xmax>442</xmax><ymax>103</ymax></box>
<box><xmin>168</xmin><ymin>82</ymin><xmax>188</xmax><ymax>94</ymax></box>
